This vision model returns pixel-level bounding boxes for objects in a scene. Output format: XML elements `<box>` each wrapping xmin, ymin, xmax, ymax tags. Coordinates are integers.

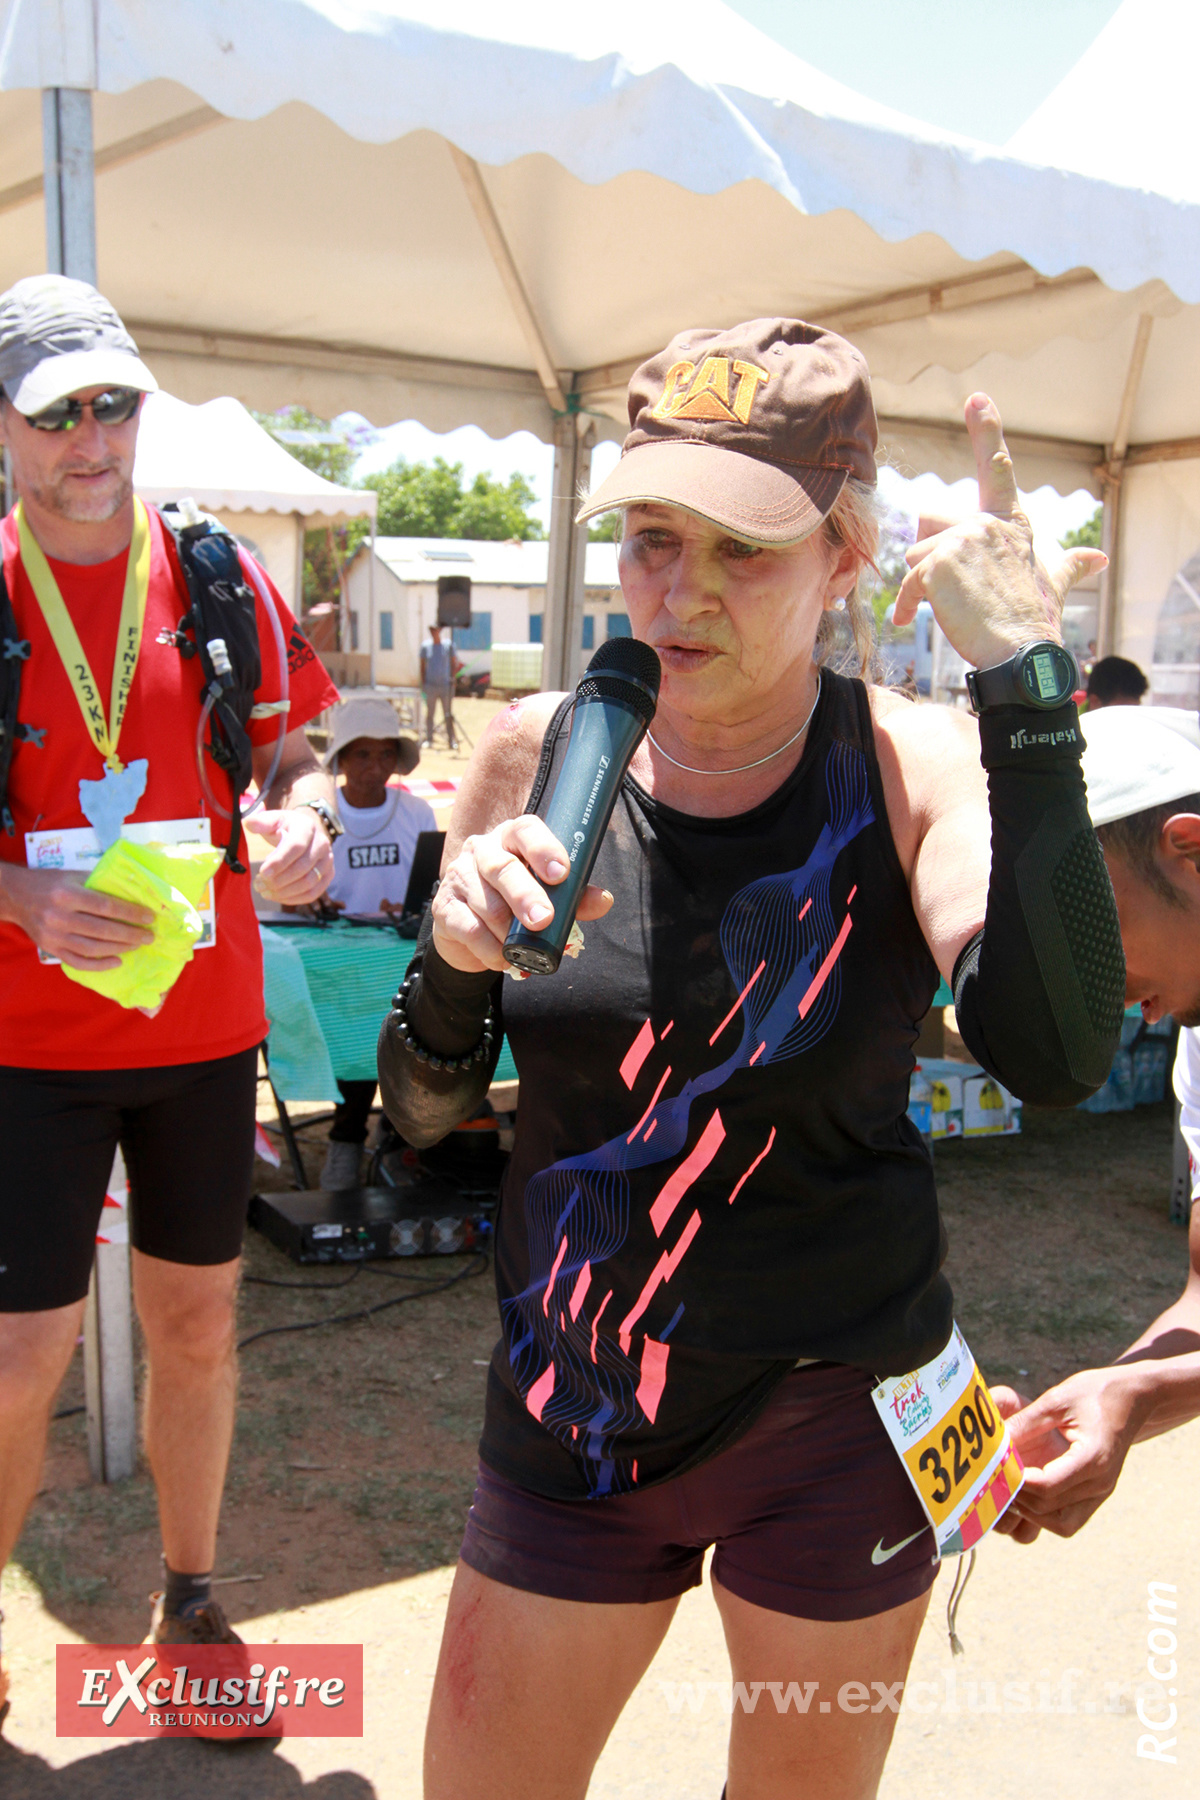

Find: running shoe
<box><xmin>320</xmin><ymin>1140</ymin><xmax>363</xmax><ymax>1190</ymax></box>
<box><xmin>146</xmin><ymin>1593</ymin><xmax>244</xmax><ymax>1646</ymax></box>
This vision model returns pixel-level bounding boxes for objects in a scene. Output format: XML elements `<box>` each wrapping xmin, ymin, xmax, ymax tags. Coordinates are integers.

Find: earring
<box><xmin>832</xmin><ymin>596</ymin><xmax>847</xmax><ymax>611</ymax></box>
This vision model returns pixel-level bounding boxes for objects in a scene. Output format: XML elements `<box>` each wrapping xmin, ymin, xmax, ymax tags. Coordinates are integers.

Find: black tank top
<box><xmin>481</xmin><ymin>671</ymin><xmax>950</xmax><ymax>1501</ymax></box>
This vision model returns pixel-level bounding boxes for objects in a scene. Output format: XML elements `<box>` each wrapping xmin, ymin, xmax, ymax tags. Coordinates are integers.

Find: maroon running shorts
<box><xmin>461</xmin><ymin>1361</ymin><xmax>939</xmax><ymax>1622</ymax></box>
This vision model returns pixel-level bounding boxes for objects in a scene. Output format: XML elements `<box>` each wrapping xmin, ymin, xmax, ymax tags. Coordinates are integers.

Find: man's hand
<box><xmin>0</xmin><ymin>864</ymin><xmax>155</xmax><ymax>971</ymax></box>
<box><xmin>994</xmin><ymin>1365</ymin><xmax>1149</xmax><ymax>1542</ymax></box>
<box><xmin>894</xmin><ymin>394</ymin><xmax>1107</xmax><ymax>670</ymax></box>
<box><xmin>247</xmin><ymin>806</ymin><xmax>335</xmax><ymax>906</ymax></box>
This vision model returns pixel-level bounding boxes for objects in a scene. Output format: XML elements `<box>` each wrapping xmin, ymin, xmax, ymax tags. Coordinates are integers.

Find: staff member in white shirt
<box><xmin>319</xmin><ymin>697</ymin><xmax>437</xmax><ymax>1187</ymax></box>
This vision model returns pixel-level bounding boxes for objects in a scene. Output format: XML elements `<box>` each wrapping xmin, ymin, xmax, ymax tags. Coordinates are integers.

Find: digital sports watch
<box><xmin>965</xmin><ymin>641</ymin><xmax>1079</xmax><ymax>715</ymax></box>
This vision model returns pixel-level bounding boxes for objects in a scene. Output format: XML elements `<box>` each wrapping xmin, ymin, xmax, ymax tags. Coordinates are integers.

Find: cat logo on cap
<box><xmin>650</xmin><ymin>356</ymin><xmax>771</xmax><ymax>426</ymax></box>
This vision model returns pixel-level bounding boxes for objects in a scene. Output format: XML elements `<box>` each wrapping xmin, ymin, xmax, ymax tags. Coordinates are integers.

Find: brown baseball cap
<box><xmin>576</xmin><ymin>318</ymin><xmax>877</xmax><ymax>546</ymax></box>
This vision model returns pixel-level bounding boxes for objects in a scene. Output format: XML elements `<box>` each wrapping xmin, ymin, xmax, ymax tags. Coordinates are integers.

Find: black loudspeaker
<box><xmin>437</xmin><ymin>574</ymin><xmax>472</xmax><ymax>628</ymax></box>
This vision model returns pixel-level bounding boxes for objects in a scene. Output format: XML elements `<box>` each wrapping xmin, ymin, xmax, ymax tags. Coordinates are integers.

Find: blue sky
<box><xmin>725</xmin><ymin>0</ymin><xmax>1123</xmax><ymax>147</ymax></box>
<box><xmin>351</xmin><ymin>1</ymin><xmax>1121</xmax><ymax>544</ymax></box>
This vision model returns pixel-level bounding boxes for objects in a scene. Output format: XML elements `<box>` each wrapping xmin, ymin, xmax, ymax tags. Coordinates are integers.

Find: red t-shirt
<box><xmin>0</xmin><ymin>506</ymin><xmax>338</xmax><ymax>1070</ymax></box>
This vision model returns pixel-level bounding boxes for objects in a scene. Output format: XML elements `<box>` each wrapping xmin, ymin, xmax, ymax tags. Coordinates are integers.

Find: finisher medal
<box><xmin>18</xmin><ymin>497</ymin><xmax>152</xmax><ymax>848</ymax></box>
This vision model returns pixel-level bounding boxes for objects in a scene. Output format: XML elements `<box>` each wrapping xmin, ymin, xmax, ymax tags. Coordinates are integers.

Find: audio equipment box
<box><xmin>249</xmin><ymin>1180</ymin><xmax>493</xmax><ymax>1264</ymax></box>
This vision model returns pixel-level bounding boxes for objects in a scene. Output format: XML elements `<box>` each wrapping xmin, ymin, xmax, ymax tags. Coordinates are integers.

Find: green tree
<box><xmin>1060</xmin><ymin>505</ymin><xmax>1103</xmax><ymax>551</ymax></box>
<box><xmin>251</xmin><ymin>407</ymin><xmax>369</xmax><ymax>628</ymax></box>
<box><xmin>455</xmin><ymin>470</ymin><xmax>542</xmax><ymax>540</ymax></box>
<box><xmin>361</xmin><ymin>456</ymin><xmax>543</xmax><ymax>540</ymax></box>
<box><xmin>588</xmin><ymin>511</ymin><xmax>623</xmax><ymax>543</ymax></box>
<box><xmin>865</xmin><ymin>506</ymin><xmax>916</xmax><ymax>633</ymax></box>
<box><xmin>252</xmin><ymin>405</ymin><xmax>356</xmax><ymax>486</ymax></box>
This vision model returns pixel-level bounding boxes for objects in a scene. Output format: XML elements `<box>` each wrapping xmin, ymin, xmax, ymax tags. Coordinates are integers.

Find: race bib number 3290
<box><xmin>871</xmin><ymin>1323</ymin><xmax>1024</xmax><ymax>1559</ymax></box>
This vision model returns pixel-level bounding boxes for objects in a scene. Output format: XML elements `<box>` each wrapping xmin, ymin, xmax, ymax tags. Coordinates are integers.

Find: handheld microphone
<box><xmin>503</xmin><ymin>637</ymin><xmax>662</xmax><ymax>976</ymax></box>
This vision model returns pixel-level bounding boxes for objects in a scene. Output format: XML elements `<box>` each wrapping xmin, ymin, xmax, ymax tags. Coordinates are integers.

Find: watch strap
<box><xmin>966</xmin><ymin>661</ymin><xmax>1014</xmax><ymax>712</ymax></box>
<box><xmin>298</xmin><ymin>797</ymin><xmax>344</xmax><ymax>840</ymax></box>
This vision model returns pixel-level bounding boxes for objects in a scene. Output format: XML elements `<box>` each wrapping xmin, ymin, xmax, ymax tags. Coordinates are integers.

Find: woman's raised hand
<box><xmin>431</xmin><ymin>814</ymin><xmax>615</xmax><ymax>973</ymax></box>
<box><xmin>893</xmin><ymin>394</ymin><xmax>1107</xmax><ymax>672</ymax></box>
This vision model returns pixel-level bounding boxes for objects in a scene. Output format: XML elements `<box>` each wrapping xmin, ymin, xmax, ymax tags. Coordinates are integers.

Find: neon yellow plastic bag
<box><xmin>62</xmin><ymin>839</ymin><xmax>224</xmax><ymax>1013</ymax></box>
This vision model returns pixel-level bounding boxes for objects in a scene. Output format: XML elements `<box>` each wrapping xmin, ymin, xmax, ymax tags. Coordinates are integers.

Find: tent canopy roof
<box><xmin>132</xmin><ymin>390</ymin><xmax>376</xmax><ymax>519</ymax></box>
<box><xmin>2</xmin><ymin>0</ymin><xmax>1193</xmax><ymax>300</ymax></box>
<box><xmin>1007</xmin><ymin>0</ymin><xmax>1200</xmax><ymax>205</ymax></box>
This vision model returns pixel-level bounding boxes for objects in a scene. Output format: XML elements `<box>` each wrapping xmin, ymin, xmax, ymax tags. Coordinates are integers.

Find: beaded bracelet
<box><xmin>390</xmin><ymin>970</ymin><xmax>495</xmax><ymax>1072</ymax></box>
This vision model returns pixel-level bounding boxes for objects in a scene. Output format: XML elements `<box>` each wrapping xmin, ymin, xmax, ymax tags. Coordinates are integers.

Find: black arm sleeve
<box><xmin>376</xmin><ymin>905</ymin><xmax>504</xmax><ymax>1149</ymax></box>
<box><xmin>951</xmin><ymin>703</ymin><xmax>1125</xmax><ymax>1107</ymax></box>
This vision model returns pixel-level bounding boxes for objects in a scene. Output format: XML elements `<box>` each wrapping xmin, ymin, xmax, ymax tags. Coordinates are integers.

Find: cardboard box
<box><xmin>911</xmin><ymin>1058</ymin><xmax>1022</xmax><ymax>1141</ymax></box>
<box><xmin>962</xmin><ymin>1073</ymin><xmax>1022</xmax><ymax>1137</ymax></box>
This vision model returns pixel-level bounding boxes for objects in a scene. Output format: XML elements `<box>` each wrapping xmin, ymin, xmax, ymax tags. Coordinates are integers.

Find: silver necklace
<box><xmin>646</xmin><ymin>675</ymin><xmax>822</xmax><ymax>776</ymax></box>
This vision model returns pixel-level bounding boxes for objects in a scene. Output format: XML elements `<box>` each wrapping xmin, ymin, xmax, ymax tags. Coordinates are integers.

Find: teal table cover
<box><xmin>261</xmin><ymin>921</ymin><xmax>517</xmax><ymax>1099</ymax></box>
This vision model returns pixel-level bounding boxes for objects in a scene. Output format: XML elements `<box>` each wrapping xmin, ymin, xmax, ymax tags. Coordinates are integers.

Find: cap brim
<box><xmin>1080</xmin><ymin>706</ymin><xmax>1200</xmax><ymax>826</ymax></box>
<box><xmin>7</xmin><ymin>348</ymin><xmax>158</xmax><ymax>414</ymax></box>
<box><xmin>575</xmin><ymin>440</ymin><xmax>846</xmax><ymax>546</ymax></box>
<box><xmin>323</xmin><ymin>730</ymin><xmax>413</xmax><ymax>767</ymax></box>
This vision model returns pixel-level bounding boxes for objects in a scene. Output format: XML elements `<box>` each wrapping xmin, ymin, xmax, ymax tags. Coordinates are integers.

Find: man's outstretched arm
<box><xmin>998</xmin><ymin>1043</ymin><xmax>1200</xmax><ymax>1539</ymax></box>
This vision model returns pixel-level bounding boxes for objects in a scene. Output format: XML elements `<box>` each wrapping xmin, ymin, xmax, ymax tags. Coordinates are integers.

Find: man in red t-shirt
<box><xmin>0</xmin><ymin>276</ymin><xmax>340</xmax><ymax>1707</ymax></box>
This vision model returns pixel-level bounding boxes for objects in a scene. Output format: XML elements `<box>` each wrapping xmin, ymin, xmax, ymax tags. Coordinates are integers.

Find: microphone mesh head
<box><xmin>577</xmin><ymin>637</ymin><xmax>661</xmax><ymax>722</ymax></box>
<box><xmin>587</xmin><ymin>636</ymin><xmax>662</xmax><ymax>696</ymax></box>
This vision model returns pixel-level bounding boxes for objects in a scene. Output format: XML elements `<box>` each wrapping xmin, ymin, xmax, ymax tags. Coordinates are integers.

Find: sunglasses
<box><xmin>24</xmin><ymin>387</ymin><xmax>142</xmax><ymax>432</ymax></box>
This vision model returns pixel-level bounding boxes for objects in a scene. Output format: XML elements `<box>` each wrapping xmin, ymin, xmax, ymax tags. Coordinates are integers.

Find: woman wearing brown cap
<box><xmin>379</xmin><ymin>320</ymin><xmax>1122</xmax><ymax>1798</ymax></box>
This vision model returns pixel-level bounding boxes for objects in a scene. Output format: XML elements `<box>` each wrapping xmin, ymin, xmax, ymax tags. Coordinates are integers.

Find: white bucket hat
<box><xmin>323</xmin><ymin>696</ymin><xmax>420</xmax><ymax>774</ymax></box>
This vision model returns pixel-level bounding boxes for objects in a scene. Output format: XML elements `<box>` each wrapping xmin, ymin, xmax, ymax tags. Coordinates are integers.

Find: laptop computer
<box><xmin>401</xmin><ymin>829</ymin><xmax>445</xmax><ymax>915</ymax></box>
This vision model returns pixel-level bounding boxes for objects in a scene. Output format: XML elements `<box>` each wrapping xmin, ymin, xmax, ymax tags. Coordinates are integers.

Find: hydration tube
<box><xmin>194</xmin><ymin>547</ymin><xmax>291</xmax><ymax>820</ymax></box>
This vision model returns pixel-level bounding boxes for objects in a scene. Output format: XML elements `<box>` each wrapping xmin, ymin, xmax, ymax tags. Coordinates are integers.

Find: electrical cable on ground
<box><xmin>236</xmin><ymin>1252</ymin><xmax>489</xmax><ymax>1350</ymax></box>
<box><xmin>51</xmin><ymin>1253</ymin><xmax>490</xmax><ymax>1417</ymax></box>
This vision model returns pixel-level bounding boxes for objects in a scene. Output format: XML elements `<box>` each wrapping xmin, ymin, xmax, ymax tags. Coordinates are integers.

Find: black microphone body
<box><xmin>504</xmin><ymin>639</ymin><xmax>661</xmax><ymax>976</ymax></box>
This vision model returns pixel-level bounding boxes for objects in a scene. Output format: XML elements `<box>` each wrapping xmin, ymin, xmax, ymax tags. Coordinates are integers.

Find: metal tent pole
<box><xmin>542</xmin><ymin>417</ymin><xmax>595</xmax><ymax>693</ymax></box>
<box><xmin>44</xmin><ymin>82</ymin><xmax>138</xmax><ymax>1483</ymax></box>
<box><xmin>84</xmin><ymin>1150</ymin><xmax>137</xmax><ymax>1483</ymax></box>
<box><xmin>368</xmin><ymin>520</ymin><xmax>377</xmax><ymax>689</ymax></box>
<box><xmin>1097</xmin><ymin>313</ymin><xmax>1154</xmax><ymax>659</ymax></box>
<box><xmin>43</xmin><ymin>88</ymin><xmax>97</xmax><ymax>284</ymax></box>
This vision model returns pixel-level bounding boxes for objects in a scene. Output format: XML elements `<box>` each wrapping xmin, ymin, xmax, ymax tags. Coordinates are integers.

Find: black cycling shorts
<box><xmin>0</xmin><ymin>1049</ymin><xmax>258</xmax><ymax>1313</ymax></box>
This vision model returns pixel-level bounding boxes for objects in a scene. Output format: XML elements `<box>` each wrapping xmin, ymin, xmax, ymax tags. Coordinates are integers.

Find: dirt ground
<box><xmin>6</xmin><ymin>1093</ymin><xmax>1185</xmax><ymax>1658</ymax></box>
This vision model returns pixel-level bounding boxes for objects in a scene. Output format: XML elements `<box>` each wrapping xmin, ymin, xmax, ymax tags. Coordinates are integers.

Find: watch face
<box><xmin>1020</xmin><ymin>644</ymin><xmax>1074</xmax><ymax>707</ymax></box>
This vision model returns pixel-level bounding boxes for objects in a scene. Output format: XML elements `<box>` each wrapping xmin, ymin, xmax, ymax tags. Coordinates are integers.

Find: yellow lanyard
<box><xmin>17</xmin><ymin>497</ymin><xmax>151</xmax><ymax>773</ymax></box>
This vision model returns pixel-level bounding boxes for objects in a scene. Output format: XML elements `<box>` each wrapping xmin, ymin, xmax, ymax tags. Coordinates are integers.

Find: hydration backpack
<box><xmin>0</xmin><ymin>500</ymin><xmax>275</xmax><ymax>872</ymax></box>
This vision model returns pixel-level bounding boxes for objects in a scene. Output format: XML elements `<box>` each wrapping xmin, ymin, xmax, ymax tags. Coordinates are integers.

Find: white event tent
<box><xmin>133</xmin><ymin>389</ymin><xmax>376</xmax><ymax>615</ymax></box>
<box><xmin>1006</xmin><ymin>0</ymin><xmax>1200</xmax><ymax>699</ymax></box>
<box><xmin>2</xmin><ymin>0</ymin><xmax>1200</xmax><ymax>703</ymax></box>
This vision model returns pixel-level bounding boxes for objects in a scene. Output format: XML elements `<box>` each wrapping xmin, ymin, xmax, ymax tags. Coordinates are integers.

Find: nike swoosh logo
<box><xmin>871</xmin><ymin>1530</ymin><xmax>926</xmax><ymax>1565</ymax></box>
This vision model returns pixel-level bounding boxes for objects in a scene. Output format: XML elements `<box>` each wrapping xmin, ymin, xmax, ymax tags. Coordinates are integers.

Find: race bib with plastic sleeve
<box><xmin>871</xmin><ymin>1322</ymin><xmax>1024</xmax><ymax>1559</ymax></box>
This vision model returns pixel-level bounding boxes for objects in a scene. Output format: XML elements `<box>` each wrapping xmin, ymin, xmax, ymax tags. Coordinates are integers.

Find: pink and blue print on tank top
<box><xmin>504</xmin><ymin>739</ymin><xmax>874</xmax><ymax>1496</ymax></box>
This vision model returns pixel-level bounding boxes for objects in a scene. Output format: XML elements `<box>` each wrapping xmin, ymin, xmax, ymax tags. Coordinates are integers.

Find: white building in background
<box><xmin>343</xmin><ymin>538</ymin><xmax>623</xmax><ymax>688</ymax></box>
